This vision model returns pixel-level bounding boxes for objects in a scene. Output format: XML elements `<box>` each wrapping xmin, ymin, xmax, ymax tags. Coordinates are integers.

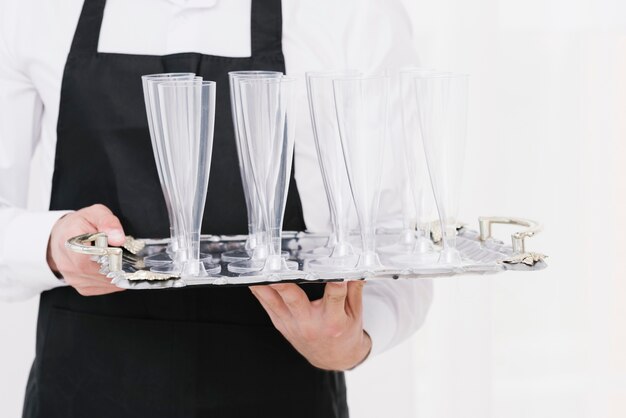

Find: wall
<box><xmin>1</xmin><ymin>0</ymin><xmax>625</xmax><ymax>417</ymax></box>
<box><xmin>347</xmin><ymin>1</ymin><xmax>626</xmax><ymax>417</ymax></box>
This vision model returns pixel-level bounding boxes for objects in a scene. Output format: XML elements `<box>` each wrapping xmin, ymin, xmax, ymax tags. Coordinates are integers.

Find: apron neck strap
<box><xmin>250</xmin><ymin>0</ymin><xmax>283</xmax><ymax>57</ymax></box>
<box><xmin>69</xmin><ymin>0</ymin><xmax>283</xmax><ymax>57</ymax></box>
<box><xmin>69</xmin><ymin>0</ymin><xmax>106</xmax><ymax>56</ymax></box>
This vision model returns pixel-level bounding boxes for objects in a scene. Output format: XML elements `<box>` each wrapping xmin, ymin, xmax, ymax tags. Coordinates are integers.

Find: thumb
<box><xmin>81</xmin><ymin>204</ymin><xmax>126</xmax><ymax>246</ymax></box>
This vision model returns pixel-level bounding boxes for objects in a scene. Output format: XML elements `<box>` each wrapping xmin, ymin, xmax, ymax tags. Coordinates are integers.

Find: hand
<box><xmin>47</xmin><ymin>204</ymin><xmax>126</xmax><ymax>296</ymax></box>
<box><xmin>250</xmin><ymin>281</ymin><xmax>372</xmax><ymax>371</ymax></box>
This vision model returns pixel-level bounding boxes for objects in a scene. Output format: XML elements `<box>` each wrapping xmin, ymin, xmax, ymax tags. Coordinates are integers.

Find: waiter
<box><xmin>0</xmin><ymin>0</ymin><xmax>432</xmax><ymax>417</ymax></box>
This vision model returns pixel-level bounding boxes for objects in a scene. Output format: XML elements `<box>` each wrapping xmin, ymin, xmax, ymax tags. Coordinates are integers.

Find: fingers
<box><xmin>249</xmin><ymin>288</ymin><xmax>287</xmax><ymax>332</ymax></box>
<box><xmin>75</xmin><ymin>256</ymin><xmax>105</xmax><ymax>276</ymax></box>
<box><xmin>271</xmin><ymin>284</ymin><xmax>311</xmax><ymax>319</ymax></box>
<box><xmin>250</xmin><ymin>286</ymin><xmax>291</xmax><ymax>318</ymax></box>
<box><xmin>48</xmin><ymin>204</ymin><xmax>127</xmax><ymax>297</ymax></box>
<box><xmin>67</xmin><ymin>260</ymin><xmax>126</xmax><ymax>296</ymax></box>
<box><xmin>69</xmin><ymin>258</ymin><xmax>118</xmax><ymax>285</ymax></box>
<box><xmin>81</xmin><ymin>204</ymin><xmax>125</xmax><ymax>245</ymax></box>
<box><xmin>64</xmin><ymin>259</ymin><xmax>125</xmax><ymax>296</ymax></box>
<box><xmin>346</xmin><ymin>281</ymin><xmax>365</xmax><ymax>317</ymax></box>
<box><xmin>322</xmin><ymin>282</ymin><xmax>348</xmax><ymax>317</ymax></box>
<box><xmin>72</xmin><ymin>278</ymin><xmax>126</xmax><ymax>296</ymax></box>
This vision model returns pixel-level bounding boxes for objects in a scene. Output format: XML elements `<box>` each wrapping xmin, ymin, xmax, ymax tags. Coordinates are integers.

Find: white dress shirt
<box><xmin>0</xmin><ymin>0</ymin><xmax>432</xmax><ymax>355</ymax></box>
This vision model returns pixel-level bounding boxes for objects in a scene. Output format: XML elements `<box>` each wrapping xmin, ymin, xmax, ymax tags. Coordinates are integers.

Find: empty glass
<box><xmin>238</xmin><ymin>76</ymin><xmax>301</xmax><ymax>278</ymax></box>
<box><xmin>414</xmin><ymin>73</ymin><xmax>469</xmax><ymax>265</ymax></box>
<box><xmin>226</xmin><ymin>71</ymin><xmax>291</xmax><ymax>273</ymax></box>
<box><xmin>155</xmin><ymin>79</ymin><xmax>221</xmax><ymax>276</ymax></box>
<box><xmin>385</xmin><ymin>69</ymin><xmax>446</xmax><ymax>268</ymax></box>
<box><xmin>385</xmin><ymin>68</ymin><xmax>444</xmax><ymax>268</ymax></box>
<box><xmin>224</xmin><ymin>71</ymin><xmax>283</xmax><ymax>266</ymax></box>
<box><xmin>376</xmin><ymin>69</ymin><xmax>419</xmax><ymax>256</ymax></box>
<box><xmin>304</xmin><ymin>71</ymin><xmax>359</xmax><ymax>271</ymax></box>
<box><xmin>141</xmin><ymin>73</ymin><xmax>195</xmax><ymax>266</ymax></box>
<box><xmin>400</xmin><ymin>69</ymin><xmax>438</xmax><ymax>255</ymax></box>
<box><xmin>333</xmin><ymin>75</ymin><xmax>389</xmax><ymax>272</ymax></box>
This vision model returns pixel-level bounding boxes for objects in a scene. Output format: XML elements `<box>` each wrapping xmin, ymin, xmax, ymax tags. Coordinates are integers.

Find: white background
<box><xmin>1</xmin><ymin>0</ymin><xmax>625</xmax><ymax>417</ymax></box>
<box><xmin>348</xmin><ymin>0</ymin><xmax>626</xmax><ymax>417</ymax></box>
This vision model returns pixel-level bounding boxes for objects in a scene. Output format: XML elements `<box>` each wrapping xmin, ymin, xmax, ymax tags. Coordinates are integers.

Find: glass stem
<box><xmin>245</xmin><ymin>222</ymin><xmax>256</xmax><ymax>253</ymax></box>
<box><xmin>332</xmin><ymin>223</ymin><xmax>351</xmax><ymax>257</ymax></box>
<box><xmin>264</xmin><ymin>226</ymin><xmax>283</xmax><ymax>271</ymax></box>
<box><xmin>167</xmin><ymin>226</ymin><xmax>178</xmax><ymax>255</ymax></box>
<box><xmin>361</xmin><ymin>225</ymin><xmax>376</xmax><ymax>255</ymax></box>
<box><xmin>444</xmin><ymin>223</ymin><xmax>457</xmax><ymax>250</ymax></box>
<box><xmin>400</xmin><ymin>209</ymin><xmax>417</xmax><ymax>246</ymax></box>
<box><xmin>190</xmin><ymin>231</ymin><xmax>201</xmax><ymax>264</ymax></box>
<box><xmin>269</xmin><ymin>226</ymin><xmax>281</xmax><ymax>257</ymax></box>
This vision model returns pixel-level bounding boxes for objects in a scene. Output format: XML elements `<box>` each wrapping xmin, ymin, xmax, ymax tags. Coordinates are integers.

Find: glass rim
<box><xmin>146</xmin><ymin>76</ymin><xmax>203</xmax><ymax>86</ymax></box>
<box><xmin>331</xmin><ymin>74</ymin><xmax>389</xmax><ymax>82</ymax></box>
<box><xmin>237</xmin><ymin>76</ymin><xmax>296</xmax><ymax>85</ymax></box>
<box><xmin>411</xmin><ymin>72</ymin><xmax>469</xmax><ymax>79</ymax></box>
<box><xmin>157</xmin><ymin>80</ymin><xmax>216</xmax><ymax>88</ymax></box>
<box><xmin>141</xmin><ymin>72</ymin><xmax>196</xmax><ymax>80</ymax></box>
<box><xmin>305</xmin><ymin>69</ymin><xmax>360</xmax><ymax>79</ymax></box>
<box><xmin>228</xmin><ymin>70</ymin><xmax>283</xmax><ymax>78</ymax></box>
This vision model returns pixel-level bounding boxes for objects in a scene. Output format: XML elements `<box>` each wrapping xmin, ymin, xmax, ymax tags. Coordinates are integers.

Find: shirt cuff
<box><xmin>2</xmin><ymin>210</ymin><xmax>72</xmax><ymax>294</ymax></box>
<box><xmin>362</xmin><ymin>293</ymin><xmax>398</xmax><ymax>356</ymax></box>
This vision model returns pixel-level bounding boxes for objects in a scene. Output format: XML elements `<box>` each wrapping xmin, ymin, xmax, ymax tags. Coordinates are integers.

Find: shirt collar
<box><xmin>167</xmin><ymin>0</ymin><xmax>219</xmax><ymax>9</ymax></box>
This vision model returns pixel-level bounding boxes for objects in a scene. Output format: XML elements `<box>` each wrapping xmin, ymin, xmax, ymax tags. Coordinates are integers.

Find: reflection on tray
<box><xmin>66</xmin><ymin>218</ymin><xmax>547</xmax><ymax>290</ymax></box>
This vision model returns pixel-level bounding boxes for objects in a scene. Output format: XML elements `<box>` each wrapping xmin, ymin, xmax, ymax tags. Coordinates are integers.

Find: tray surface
<box><xmin>66</xmin><ymin>217</ymin><xmax>547</xmax><ymax>290</ymax></box>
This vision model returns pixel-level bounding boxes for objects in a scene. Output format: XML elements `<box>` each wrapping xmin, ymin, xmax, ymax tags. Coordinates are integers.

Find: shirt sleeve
<box><xmin>363</xmin><ymin>279</ymin><xmax>433</xmax><ymax>355</ymax></box>
<box><xmin>0</xmin><ymin>206</ymin><xmax>71</xmax><ymax>302</ymax></box>
<box><xmin>0</xmin><ymin>2</ymin><xmax>69</xmax><ymax>302</ymax></box>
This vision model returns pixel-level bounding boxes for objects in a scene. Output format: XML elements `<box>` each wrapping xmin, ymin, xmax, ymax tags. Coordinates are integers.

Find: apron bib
<box><xmin>22</xmin><ymin>0</ymin><xmax>348</xmax><ymax>416</ymax></box>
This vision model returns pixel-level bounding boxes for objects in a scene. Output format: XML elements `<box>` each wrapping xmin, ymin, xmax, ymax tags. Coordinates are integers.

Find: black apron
<box><xmin>22</xmin><ymin>1</ymin><xmax>348</xmax><ymax>417</ymax></box>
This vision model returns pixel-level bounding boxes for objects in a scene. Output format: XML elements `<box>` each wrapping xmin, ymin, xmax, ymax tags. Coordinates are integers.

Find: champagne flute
<box><xmin>415</xmin><ymin>73</ymin><xmax>469</xmax><ymax>266</ymax></box>
<box><xmin>225</xmin><ymin>71</ymin><xmax>289</xmax><ymax>272</ymax></box>
<box><xmin>304</xmin><ymin>71</ymin><xmax>360</xmax><ymax>271</ymax></box>
<box><xmin>238</xmin><ymin>76</ymin><xmax>302</xmax><ymax>279</ymax></box>
<box><xmin>156</xmin><ymin>79</ymin><xmax>221</xmax><ymax>276</ymax></box>
<box><xmin>333</xmin><ymin>75</ymin><xmax>390</xmax><ymax>272</ymax></box>
<box><xmin>142</xmin><ymin>73</ymin><xmax>194</xmax><ymax>268</ymax></box>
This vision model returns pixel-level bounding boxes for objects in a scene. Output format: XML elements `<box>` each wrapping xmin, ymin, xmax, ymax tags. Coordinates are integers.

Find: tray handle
<box><xmin>478</xmin><ymin>216</ymin><xmax>542</xmax><ymax>254</ymax></box>
<box><xmin>65</xmin><ymin>232</ymin><xmax>123</xmax><ymax>272</ymax></box>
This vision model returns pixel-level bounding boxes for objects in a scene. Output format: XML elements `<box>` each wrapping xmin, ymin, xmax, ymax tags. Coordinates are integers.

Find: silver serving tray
<box><xmin>66</xmin><ymin>216</ymin><xmax>547</xmax><ymax>289</ymax></box>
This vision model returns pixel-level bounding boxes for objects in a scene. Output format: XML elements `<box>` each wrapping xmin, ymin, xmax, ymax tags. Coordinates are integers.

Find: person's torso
<box><xmin>45</xmin><ymin>0</ymin><xmax>309</xmax><ymax>323</ymax></box>
<box><xmin>22</xmin><ymin>1</ymin><xmax>348</xmax><ymax>416</ymax></box>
